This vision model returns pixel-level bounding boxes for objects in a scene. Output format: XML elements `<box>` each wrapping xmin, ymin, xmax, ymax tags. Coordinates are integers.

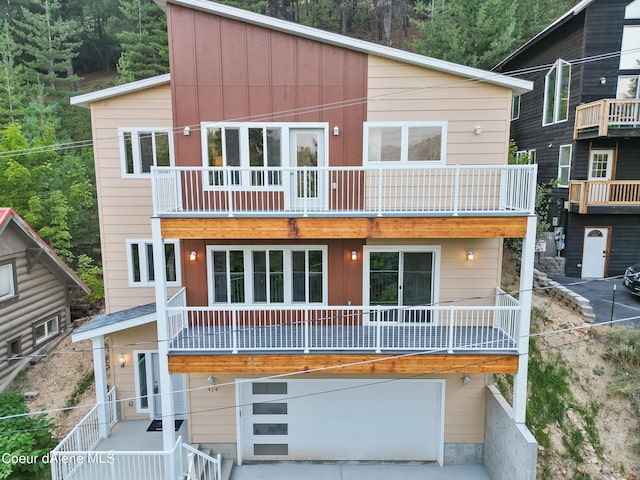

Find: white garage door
<box><xmin>237</xmin><ymin>379</ymin><xmax>444</xmax><ymax>464</ymax></box>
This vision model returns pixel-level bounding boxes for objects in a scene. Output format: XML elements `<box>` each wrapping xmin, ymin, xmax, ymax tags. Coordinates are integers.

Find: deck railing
<box><xmin>151</xmin><ymin>164</ymin><xmax>537</xmax><ymax>217</ymax></box>
<box><xmin>574</xmin><ymin>99</ymin><xmax>640</xmax><ymax>138</ymax></box>
<box><xmin>50</xmin><ymin>387</ymin><xmax>117</xmax><ymax>480</ymax></box>
<box><xmin>167</xmin><ymin>289</ymin><xmax>520</xmax><ymax>354</ymax></box>
<box><xmin>183</xmin><ymin>443</ymin><xmax>223</xmax><ymax>480</ymax></box>
<box><xmin>569</xmin><ymin>180</ymin><xmax>640</xmax><ymax>213</ymax></box>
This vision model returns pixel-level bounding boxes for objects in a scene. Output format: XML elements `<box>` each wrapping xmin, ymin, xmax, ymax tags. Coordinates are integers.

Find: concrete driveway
<box><xmin>230</xmin><ymin>463</ymin><xmax>490</xmax><ymax>480</ymax></box>
<box><xmin>553</xmin><ymin>276</ymin><xmax>640</xmax><ymax>326</ymax></box>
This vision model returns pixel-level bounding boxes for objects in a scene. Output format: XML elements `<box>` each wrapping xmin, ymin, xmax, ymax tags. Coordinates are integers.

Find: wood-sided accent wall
<box><xmin>166</xmin><ymin>4</ymin><xmax>367</xmax><ymax>168</ymax></box>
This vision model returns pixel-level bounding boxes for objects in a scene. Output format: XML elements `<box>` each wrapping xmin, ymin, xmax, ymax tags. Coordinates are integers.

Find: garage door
<box><xmin>237</xmin><ymin>379</ymin><xmax>444</xmax><ymax>464</ymax></box>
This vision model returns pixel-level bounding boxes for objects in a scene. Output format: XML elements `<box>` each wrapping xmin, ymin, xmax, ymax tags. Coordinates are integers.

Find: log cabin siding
<box><xmin>0</xmin><ymin>226</ymin><xmax>69</xmax><ymax>387</ymax></box>
<box><xmin>167</xmin><ymin>4</ymin><xmax>368</xmax><ymax>169</ymax></box>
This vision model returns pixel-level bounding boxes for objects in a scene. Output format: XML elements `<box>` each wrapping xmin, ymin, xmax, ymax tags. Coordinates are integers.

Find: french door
<box><xmin>288</xmin><ymin>129</ymin><xmax>326</xmax><ymax>210</ymax></box>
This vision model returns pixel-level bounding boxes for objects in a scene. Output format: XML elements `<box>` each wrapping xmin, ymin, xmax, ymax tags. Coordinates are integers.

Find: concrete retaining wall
<box><xmin>533</xmin><ymin>270</ymin><xmax>596</xmax><ymax>323</ymax></box>
<box><xmin>483</xmin><ymin>385</ymin><xmax>537</xmax><ymax>480</ymax></box>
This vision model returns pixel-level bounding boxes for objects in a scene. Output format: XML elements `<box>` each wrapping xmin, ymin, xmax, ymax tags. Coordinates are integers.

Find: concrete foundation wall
<box><xmin>444</xmin><ymin>443</ymin><xmax>482</xmax><ymax>465</ymax></box>
<box><xmin>483</xmin><ymin>385</ymin><xmax>537</xmax><ymax>480</ymax></box>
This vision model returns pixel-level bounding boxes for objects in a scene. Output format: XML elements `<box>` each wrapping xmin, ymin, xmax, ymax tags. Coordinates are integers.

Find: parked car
<box><xmin>623</xmin><ymin>264</ymin><xmax>640</xmax><ymax>296</ymax></box>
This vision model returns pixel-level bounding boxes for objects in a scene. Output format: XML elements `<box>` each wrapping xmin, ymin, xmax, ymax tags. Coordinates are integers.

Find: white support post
<box><xmin>151</xmin><ymin>217</ymin><xmax>176</xmax><ymax>454</ymax></box>
<box><xmin>92</xmin><ymin>335</ymin><xmax>109</xmax><ymax>439</ymax></box>
<box><xmin>512</xmin><ymin>215</ymin><xmax>536</xmax><ymax>423</ymax></box>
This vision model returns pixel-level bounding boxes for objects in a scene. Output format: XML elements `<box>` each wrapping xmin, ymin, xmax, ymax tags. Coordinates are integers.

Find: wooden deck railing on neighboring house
<box><xmin>569</xmin><ymin>180</ymin><xmax>640</xmax><ymax>213</ymax></box>
<box><xmin>151</xmin><ymin>164</ymin><xmax>538</xmax><ymax>217</ymax></box>
<box><xmin>574</xmin><ymin>99</ymin><xmax>640</xmax><ymax>138</ymax></box>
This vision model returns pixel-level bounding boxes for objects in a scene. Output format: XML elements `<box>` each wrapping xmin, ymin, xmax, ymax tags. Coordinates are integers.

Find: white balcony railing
<box><xmin>151</xmin><ymin>164</ymin><xmax>537</xmax><ymax>217</ymax></box>
<box><xmin>167</xmin><ymin>289</ymin><xmax>520</xmax><ymax>354</ymax></box>
<box><xmin>50</xmin><ymin>387</ymin><xmax>117</xmax><ymax>480</ymax></box>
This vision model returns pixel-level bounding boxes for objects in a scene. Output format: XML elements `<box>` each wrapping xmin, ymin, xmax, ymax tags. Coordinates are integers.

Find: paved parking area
<box><xmin>552</xmin><ymin>276</ymin><xmax>640</xmax><ymax>326</ymax></box>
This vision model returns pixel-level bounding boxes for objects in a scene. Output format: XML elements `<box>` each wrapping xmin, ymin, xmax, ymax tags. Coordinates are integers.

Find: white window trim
<box><xmin>515</xmin><ymin>149</ymin><xmax>536</xmax><ymax>164</ymax></box>
<box><xmin>362</xmin><ymin>245</ymin><xmax>441</xmax><ymax>308</ymax></box>
<box><xmin>363</xmin><ymin>121</ymin><xmax>448</xmax><ymax>166</ymax></box>
<box><xmin>511</xmin><ymin>95</ymin><xmax>521</xmax><ymax>120</ymax></box>
<box><xmin>206</xmin><ymin>245</ymin><xmax>328</xmax><ymax>306</ymax></box>
<box><xmin>557</xmin><ymin>144</ymin><xmax>572</xmax><ymax>188</ymax></box>
<box><xmin>542</xmin><ymin>59</ymin><xmax>571</xmax><ymax>126</ymax></box>
<box><xmin>133</xmin><ymin>350</ymin><xmax>157</xmax><ymax>414</ymax></box>
<box><xmin>0</xmin><ymin>262</ymin><xmax>16</xmax><ymax>303</ymax></box>
<box><xmin>200</xmin><ymin>122</ymin><xmax>328</xmax><ymax>187</ymax></box>
<box><xmin>118</xmin><ymin>127</ymin><xmax>175</xmax><ymax>178</ymax></box>
<box><xmin>34</xmin><ymin>315</ymin><xmax>59</xmax><ymax>345</ymax></box>
<box><xmin>126</xmin><ymin>239</ymin><xmax>181</xmax><ymax>287</ymax></box>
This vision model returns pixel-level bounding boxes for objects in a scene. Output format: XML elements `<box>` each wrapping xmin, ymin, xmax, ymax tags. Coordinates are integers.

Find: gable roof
<box><xmin>0</xmin><ymin>208</ymin><xmax>90</xmax><ymax>294</ymax></box>
<box><xmin>495</xmin><ymin>0</ymin><xmax>594</xmax><ymax>69</ymax></box>
<box><xmin>156</xmin><ymin>0</ymin><xmax>532</xmax><ymax>96</ymax></box>
<box><xmin>72</xmin><ymin>303</ymin><xmax>156</xmax><ymax>341</ymax></box>
<box><xmin>70</xmin><ymin>74</ymin><xmax>171</xmax><ymax>108</ymax></box>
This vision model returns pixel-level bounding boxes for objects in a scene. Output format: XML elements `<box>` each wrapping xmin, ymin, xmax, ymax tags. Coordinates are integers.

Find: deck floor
<box><xmin>170</xmin><ymin>325</ymin><xmax>517</xmax><ymax>352</ymax></box>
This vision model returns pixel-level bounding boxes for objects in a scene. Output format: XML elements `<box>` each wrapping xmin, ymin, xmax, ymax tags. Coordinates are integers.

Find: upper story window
<box><xmin>543</xmin><ymin>60</ymin><xmax>571</xmax><ymax>126</ymax></box>
<box><xmin>625</xmin><ymin>0</ymin><xmax>640</xmax><ymax>19</ymax></box>
<box><xmin>557</xmin><ymin>145</ymin><xmax>572</xmax><ymax>188</ymax></box>
<box><xmin>120</xmin><ymin>129</ymin><xmax>173</xmax><ymax>177</ymax></box>
<box><xmin>620</xmin><ymin>26</ymin><xmax>640</xmax><ymax>70</ymax></box>
<box><xmin>364</xmin><ymin>122</ymin><xmax>447</xmax><ymax>165</ymax></box>
<box><xmin>207</xmin><ymin>245</ymin><xmax>327</xmax><ymax>305</ymax></box>
<box><xmin>511</xmin><ymin>95</ymin><xmax>521</xmax><ymax>120</ymax></box>
<box><xmin>127</xmin><ymin>239</ymin><xmax>180</xmax><ymax>287</ymax></box>
<box><xmin>617</xmin><ymin>75</ymin><xmax>640</xmax><ymax>98</ymax></box>
<box><xmin>0</xmin><ymin>262</ymin><xmax>16</xmax><ymax>304</ymax></box>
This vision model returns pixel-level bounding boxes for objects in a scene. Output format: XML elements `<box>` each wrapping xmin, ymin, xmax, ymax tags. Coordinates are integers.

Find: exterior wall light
<box><xmin>462</xmin><ymin>374</ymin><xmax>470</xmax><ymax>386</ymax></box>
<box><xmin>474</xmin><ymin>125</ymin><xmax>482</xmax><ymax>135</ymax></box>
<box><xmin>190</xmin><ymin>251</ymin><xmax>197</xmax><ymax>261</ymax></box>
<box><xmin>333</xmin><ymin>126</ymin><xmax>340</xmax><ymax>136</ymax></box>
<box><xmin>120</xmin><ymin>354</ymin><xmax>126</xmax><ymax>368</ymax></box>
<box><xmin>467</xmin><ymin>250</ymin><xmax>474</xmax><ymax>261</ymax></box>
<box><xmin>351</xmin><ymin>250</ymin><xmax>358</xmax><ymax>261</ymax></box>
<box><xmin>183</xmin><ymin>126</ymin><xmax>191</xmax><ymax>136</ymax></box>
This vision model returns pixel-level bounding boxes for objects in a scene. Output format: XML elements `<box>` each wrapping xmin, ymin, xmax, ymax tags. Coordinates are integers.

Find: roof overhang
<box><xmin>72</xmin><ymin>305</ymin><xmax>157</xmax><ymax>342</ymax></box>
<box><xmin>158</xmin><ymin>0</ymin><xmax>532</xmax><ymax>95</ymax></box>
<box><xmin>70</xmin><ymin>74</ymin><xmax>171</xmax><ymax>108</ymax></box>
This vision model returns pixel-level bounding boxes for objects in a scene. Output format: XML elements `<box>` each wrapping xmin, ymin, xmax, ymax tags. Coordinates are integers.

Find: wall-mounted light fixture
<box><xmin>462</xmin><ymin>374</ymin><xmax>470</xmax><ymax>386</ymax></box>
<box><xmin>207</xmin><ymin>375</ymin><xmax>217</xmax><ymax>392</ymax></box>
<box><xmin>119</xmin><ymin>354</ymin><xmax>126</xmax><ymax>368</ymax></box>
<box><xmin>333</xmin><ymin>126</ymin><xmax>340</xmax><ymax>136</ymax></box>
<box><xmin>474</xmin><ymin>125</ymin><xmax>482</xmax><ymax>135</ymax></box>
<box><xmin>467</xmin><ymin>250</ymin><xmax>475</xmax><ymax>261</ymax></box>
<box><xmin>183</xmin><ymin>126</ymin><xmax>191</xmax><ymax>136</ymax></box>
<box><xmin>351</xmin><ymin>250</ymin><xmax>358</xmax><ymax>261</ymax></box>
<box><xmin>190</xmin><ymin>251</ymin><xmax>197</xmax><ymax>262</ymax></box>
<box><xmin>599</xmin><ymin>77</ymin><xmax>607</xmax><ymax>85</ymax></box>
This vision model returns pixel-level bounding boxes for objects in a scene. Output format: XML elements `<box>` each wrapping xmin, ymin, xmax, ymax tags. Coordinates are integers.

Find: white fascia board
<box><xmin>71</xmin><ymin>313</ymin><xmax>157</xmax><ymax>342</ymax></box>
<box><xmin>70</xmin><ymin>74</ymin><xmax>171</xmax><ymax>108</ymax></box>
<box><xmin>164</xmin><ymin>0</ymin><xmax>533</xmax><ymax>95</ymax></box>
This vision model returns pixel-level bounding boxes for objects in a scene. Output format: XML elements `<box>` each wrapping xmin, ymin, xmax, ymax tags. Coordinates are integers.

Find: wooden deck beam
<box><xmin>168</xmin><ymin>353</ymin><xmax>518</xmax><ymax>374</ymax></box>
<box><xmin>161</xmin><ymin>216</ymin><xmax>527</xmax><ymax>239</ymax></box>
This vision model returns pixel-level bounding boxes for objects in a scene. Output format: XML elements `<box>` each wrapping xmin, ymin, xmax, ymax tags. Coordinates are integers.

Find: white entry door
<box><xmin>588</xmin><ymin>150</ymin><xmax>614</xmax><ymax>203</ymax></box>
<box><xmin>288</xmin><ymin>129</ymin><xmax>326</xmax><ymax>210</ymax></box>
<box><xmin>135</xmin><ymin>351</ymin><xmax>187</xmax><ymax>419</ymax></box>
<box><xmin>238</xmin><ymin>379</ymin><xmax>444</xmax><ymax>465</ymax></box>
<box><xmin>582</xmin><ymin>227</ymin><xmax>609</xmax><ymax>278</ymax></box>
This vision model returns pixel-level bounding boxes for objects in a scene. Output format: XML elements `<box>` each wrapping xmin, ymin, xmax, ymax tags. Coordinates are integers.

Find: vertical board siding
<box><xmin>167</xmin><ymin>4</ymin><xmax>367</xmax><ymax>168</ymax></box>
<box><xmin>89</xmin><ymin>85</ymin><xmax>176</xmax><ymax>313</ymax></box>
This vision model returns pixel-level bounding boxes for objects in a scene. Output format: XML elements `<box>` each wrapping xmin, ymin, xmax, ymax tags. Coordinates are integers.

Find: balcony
<box><xmin>166</xmin><ymin>288</ymin><xmax>521</xmax><ymax>355</ymax></box>
<box><xmin>569</xmin><ymin>180</ymin><xmax>640</xmax><ymax>214</ymax></box>
<box><xmin>151</xmin><ymin>165</ymin><xmax>537</xmax><ymax>218</ymax></box>
<box><xmin>574</xmin><ymin>99</ymin><xmax>640</xmax><ymax>139</ymax></box>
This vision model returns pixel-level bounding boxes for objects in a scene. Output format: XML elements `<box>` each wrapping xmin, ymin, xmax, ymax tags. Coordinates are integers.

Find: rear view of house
<box><xmin>54</xmin><ymin>1</ymin><xmax>539</xmax><ymax>479</ymax></box>
<box><xmin>0</xmin><ymin>208</ymin><xmax>89</xmax><ymax>391</ymax></box>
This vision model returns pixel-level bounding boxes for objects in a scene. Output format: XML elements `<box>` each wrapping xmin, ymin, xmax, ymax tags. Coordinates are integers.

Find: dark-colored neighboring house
<box><xmin>495</xmin><ymin>0</ymin><xmax>640</xmax><ymax>278</ymax></box>
<box><xmin>0</xmin><ymin>208</ymin><xmax>90</xmax><ymax>391</ymax></box>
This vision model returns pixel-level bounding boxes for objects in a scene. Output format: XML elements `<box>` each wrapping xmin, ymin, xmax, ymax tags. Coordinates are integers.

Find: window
<box><xmin>511</xmin><ymin>95</ymin><xmax>521</xmax><ymax>120</ymax></box>
<box><xmin>34</xmin><ymin>316</ymin><xmax>59</xmax><ymax>345</ymax></box>
<box><xmin>120</xmin><ymin>129</ymin><xmax>173</xmax><ymax>177</ymax></box>
<box><xmin>207</xmin><ymin>246</ymin><xmax>327</xmax><ymax>305</ymax></box>
<box><xmin>557</xmin><ymin>145</ymin><xmax>572</xmax><ymax>188</ymax></box>
<box><xmin>617</xmin><ymin>75</ymin><xmax>640</xmax><ymax>98</ymax></box>
<box><xmin>7</xmin><ymin>337</ymin><xmax>21</xmax><ymax>362</ymax></box>
<box><xmin>515</xmin><ymin>149</ymin><xmax>536</xmax><ymax>164</ymax></box>
<box><xmin>127</xmin><ymin>239</ymin><xmax>180</xmax><ymax>287</ymax></box>
<box><xmin>620</xmin><ymin>26</ymin><xmax>640</xmax><ymax>70</ymax></box>
<box><xmin>364</xmin><ymin>122</ymin><xmax>447</xmax><ymax>164</ymax></box>
<box><xmin>0</xmin><ymin>262</ymin><xmax>16</xmax><ymax>303</ymax></box>
<box><xmin>543</xmin><ymin>59</ymin><xmax>571</xmax><ymax>126</ymax></box>
<box><xmin>203</xmin><ymin>124</ymin><xmax>291</xmax><ymax>187</ymax></box>
<box><xmin>627</xmin><ymin>0</ymin><xmax>640</xmax><ymax>18</ymax></box>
